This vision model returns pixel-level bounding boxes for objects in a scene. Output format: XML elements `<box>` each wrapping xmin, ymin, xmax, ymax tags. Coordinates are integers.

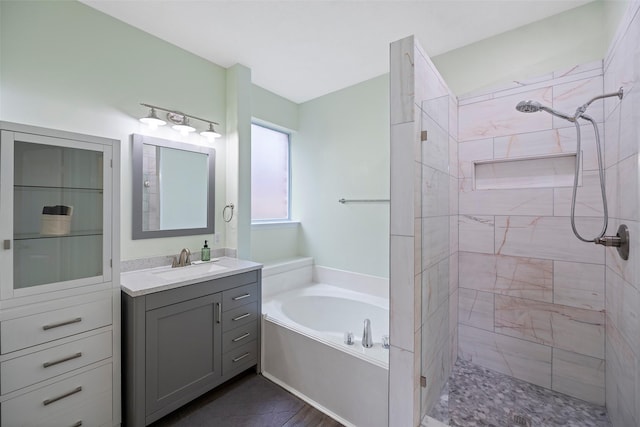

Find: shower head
<box><xmin>515</xmin><ymin>100</ymin><xmax>575</xmax><ymax>122</ymax></box>
<box><xmin>516</xmin><ymin>100</ymin><xmax>542</xmax><ymax>113</ymax></box>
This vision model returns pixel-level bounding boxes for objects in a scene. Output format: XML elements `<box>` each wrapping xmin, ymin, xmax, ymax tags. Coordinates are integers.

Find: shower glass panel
<box><xmin>419</xmin><ymin>95</ymin><xmax>453</xmax><ymax>423</ymax></box>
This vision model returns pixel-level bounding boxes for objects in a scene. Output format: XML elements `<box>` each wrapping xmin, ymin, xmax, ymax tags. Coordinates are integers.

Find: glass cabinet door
<box><xmin>1</xmin><ymin>131</ymin><xmax>112</xmax><ymax>299</ymax></box>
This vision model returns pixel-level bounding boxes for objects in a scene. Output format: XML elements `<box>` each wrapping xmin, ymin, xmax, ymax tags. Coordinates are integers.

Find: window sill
<box><xmin>251</xmin><ymin>221</ymin><xmax>300</xmax><ymax>230</ymax></box>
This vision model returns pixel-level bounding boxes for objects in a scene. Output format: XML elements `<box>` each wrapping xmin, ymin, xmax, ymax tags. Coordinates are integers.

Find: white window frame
<box><xmin>250</xmin><ymin>122</ymin><xmax>292</xmax><ymax>224</ymax></box>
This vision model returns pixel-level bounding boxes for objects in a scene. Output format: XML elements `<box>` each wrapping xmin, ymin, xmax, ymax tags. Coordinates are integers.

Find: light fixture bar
<box><xmin>140</xmin><ymin>103</ymin><xmax>219</xmax><ymax>126</ymax></box>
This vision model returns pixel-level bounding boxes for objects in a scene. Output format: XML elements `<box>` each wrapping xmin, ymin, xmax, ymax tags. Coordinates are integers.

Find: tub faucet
<box><xmin>172</xmin><ymin>248</ymin><xmax>191</xmax><ymax>268</ymax></box>
<box><xmin>362</xmin><ymin>319</ymin><xmax>373</xmax><ymax>348</ymax></box>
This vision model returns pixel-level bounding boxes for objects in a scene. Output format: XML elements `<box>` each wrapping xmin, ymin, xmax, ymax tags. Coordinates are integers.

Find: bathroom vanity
<box><xmin>120</xmin><ymin>258</ymin><xmax>262</xmax><ymax>427</ymax></box>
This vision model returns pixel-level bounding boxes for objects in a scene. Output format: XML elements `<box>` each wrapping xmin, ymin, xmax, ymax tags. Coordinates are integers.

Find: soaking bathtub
<box><xmin>261</xmin><ymin>258</ymin><xmax>389</xmax><ymax>427</ymax></box>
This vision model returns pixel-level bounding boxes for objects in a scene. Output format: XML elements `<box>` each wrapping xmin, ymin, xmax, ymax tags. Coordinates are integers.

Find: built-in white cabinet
<box><xmin>0</xmin><ymin>122</ymin><xmax>121</xmax><ymax>426</ymax></box>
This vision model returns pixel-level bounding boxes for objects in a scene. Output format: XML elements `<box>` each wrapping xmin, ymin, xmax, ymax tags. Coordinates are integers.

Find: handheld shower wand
<box><xmin>515</xmin><ymin>100</ymin><xmax>575</xmax><ymax>122</ymax></box>
<box><xmin>515</xmin><ymin>88</ymin><xmax>629</xmax><ymax>260</ymax></box>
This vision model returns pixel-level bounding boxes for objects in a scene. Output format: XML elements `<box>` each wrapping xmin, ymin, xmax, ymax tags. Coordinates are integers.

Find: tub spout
<box><xmin>362</xmin><ymin>319</ymin><xmax>373</xmax><ymax>348</ymax></box>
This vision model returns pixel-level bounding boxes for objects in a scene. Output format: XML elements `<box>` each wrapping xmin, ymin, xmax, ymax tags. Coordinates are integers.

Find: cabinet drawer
<box><xmin>222</xmin><ymin>322</ymin><xmax>257</xmax><ymax>354</ymax></box>
<box><xmin>222</xmin><ymin>283</ymin><xmax>258</xmax><ymax>312</ymax></box>
<box><xmin>1</xmin><ymin>363</ymin><xmax>112</xmax><ymax>427</ymax></box>
<box><xmin>222</xmin><ymin>341</ymin><xmax>257</xmax><ymax>375</ymax></box>
<box><xmin>1</xmin><ymin>298</ymin><xmax>112</xmax><ymax>354</ymax></box>
<box><xmin>1</xmin><ymin>331</ymin><xmax>112</xmax><ymax>394</ymax></box>
<box><xmin>222</xmin><ymin>302</ymin><xmax>258</xmax><ymax>332</ymax></box>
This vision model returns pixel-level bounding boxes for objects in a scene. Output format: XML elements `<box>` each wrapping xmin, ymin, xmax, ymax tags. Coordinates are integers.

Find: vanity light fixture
<box><xmin>139</xmin><ymin>103</ymin><xmax>221</xmax><ymax>139</ymax></box>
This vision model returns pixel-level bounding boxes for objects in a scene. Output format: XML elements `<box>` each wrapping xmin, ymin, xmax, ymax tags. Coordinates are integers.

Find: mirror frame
<box><xmin>131</xmin><ymin>133</ymin><xmax>215</xmax><ymax>239</ymax></box>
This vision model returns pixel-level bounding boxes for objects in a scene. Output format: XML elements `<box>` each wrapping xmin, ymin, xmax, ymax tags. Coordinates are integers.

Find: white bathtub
<box><xmin>261</xmin><ymin>258</ymin><xmax>389</xmax><ymax>427</ymax></box>
<box><xmin>264</xmin><ymin>283</ymin><xmax>389</xmax><ymax>367</ymax></box>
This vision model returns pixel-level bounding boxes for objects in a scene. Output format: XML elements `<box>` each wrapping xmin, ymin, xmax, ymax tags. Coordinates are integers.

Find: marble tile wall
<box><xmin>494</xmin><ymin>295</ymin><xmax>604</xmax><ymax>359</ymax></box>
<box><xmin>602</xmin><ymin>2</ymin><xmax>640</xmax><ymax>426</ymax></box>
<box><xmin>389</xmin><ymin>35</ymin><xmax>459</xmax><ymax>426</ymax></box>
<box><xmin>457</xmin><ymin>55</ymin><xmax>611</xmax><ymax>405</ymax></box>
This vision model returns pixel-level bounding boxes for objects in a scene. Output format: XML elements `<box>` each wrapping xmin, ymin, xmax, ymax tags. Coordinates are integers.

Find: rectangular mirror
<box><xmin>132</xmin><ymin>134</ymin><xmax>215</xmax><ymax>239</ymax></box>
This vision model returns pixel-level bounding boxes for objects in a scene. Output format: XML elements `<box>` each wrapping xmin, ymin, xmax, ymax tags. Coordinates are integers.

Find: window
<box><xmin>251</xmin><ymin>124</ymin><xmax>290</xmax><ymax>221</ymax></box>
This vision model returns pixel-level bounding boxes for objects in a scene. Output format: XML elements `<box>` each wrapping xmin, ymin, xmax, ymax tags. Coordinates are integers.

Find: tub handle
<box><xmin>232</xmin><ymin>293</ymin><xmax>251</xmax><ymax>301</ymax></box>
<box><xmin>216</xmin><ymin>302</ymin><xmax>221</xmax><ymax>324</ymax></box>
<box><xmin>232</xmin><ymin>352</ymin><xmax>250</xmax><ymax>363</ymax></box>
<box><xmin>232</xmin><ymin>332</ymin><xmax>251</xmax><ymax>342</ymax></box>
<box><xmin>232</xmin><ymin>313</ymin><xmax>251</xmax><ymax>322</ymax></box>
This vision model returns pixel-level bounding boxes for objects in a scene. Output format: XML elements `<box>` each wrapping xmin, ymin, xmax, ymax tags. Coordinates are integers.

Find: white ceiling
<box><xmin>80</xmin><ymin>0</ymin><xmax>594</xmax><ymax>104</ymax></box>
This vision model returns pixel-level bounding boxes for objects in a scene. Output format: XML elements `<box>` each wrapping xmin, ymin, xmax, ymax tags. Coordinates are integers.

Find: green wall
<box><xmin>252</xmin><ymin>85</ymin><xmax>299</xmax><ymax>131</ymax></box>
<box><xmin>604</xmin><ymin>0</ymin><xmax>632</xmax><ymax>49</ymax></box>
<box><xmin>249</xmin><ymin>76</ymin><xmax>391</xmax><ymax>277</ymax></box>
<box><xmin>432</xmin><ymin>0</ymin><xmax>608</xmax><ymax>95</ymax></box>
<box><xmin>294</xmin><ymin>75</ymin><xmax>390</xmax><ymax>278</ymax></box>
<box><xmin>0</xmin><ymin>0</ymin><xmax>228</xmax><ymax>261</ymax></box>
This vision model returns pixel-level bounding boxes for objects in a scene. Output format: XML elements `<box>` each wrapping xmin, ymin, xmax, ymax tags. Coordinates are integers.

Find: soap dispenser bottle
<box><xmin>201</xmin><ymin>240</ymin><xmax>211</xmax><ymax>262</ymax></box>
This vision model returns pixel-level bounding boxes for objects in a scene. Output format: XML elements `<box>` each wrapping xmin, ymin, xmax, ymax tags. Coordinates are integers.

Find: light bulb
<box><xmin>139</xmin><ymin>107</ymin><xmax>166</xmax><ymax>130</ymax></box>
<box><xmin>172</xmin><ymin>124</ymin><xmax>195</xmax><ymax>135</ymax></box>
<box><xmin>200</xmin><ymin>123</ymin><xmax>221</xmax><ymax>140</ymax></box>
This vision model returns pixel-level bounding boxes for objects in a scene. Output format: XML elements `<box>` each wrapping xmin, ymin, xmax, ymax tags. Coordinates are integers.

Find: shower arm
<box><xmin>574</xmin><ymin>87</ymin><xmax>624</xmax><ymax>118</ymax></box>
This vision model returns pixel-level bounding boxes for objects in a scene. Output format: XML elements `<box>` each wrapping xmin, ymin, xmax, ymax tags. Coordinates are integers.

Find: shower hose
<box><xmin>570</xmin><ymin>115</ymin><xmax>608</xmax><ymax>243</ymax></box>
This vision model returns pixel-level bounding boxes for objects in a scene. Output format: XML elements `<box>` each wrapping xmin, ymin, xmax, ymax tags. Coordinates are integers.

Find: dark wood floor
<box><xmin>149</xmin><ymin>369</ymin><xmax>344</xmax><ymax>427</ymax></box>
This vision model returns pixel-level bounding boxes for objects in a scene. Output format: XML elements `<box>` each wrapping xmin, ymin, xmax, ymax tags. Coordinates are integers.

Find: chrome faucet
<box><xmin>172</xmin><ymin>248</ymin><xmax>191</xmax><ymax>268</ymax></box>
<box><xmin>362</xmin><ymin>318</ymin><xmax>373</xmax><ymax>348</ymax></box>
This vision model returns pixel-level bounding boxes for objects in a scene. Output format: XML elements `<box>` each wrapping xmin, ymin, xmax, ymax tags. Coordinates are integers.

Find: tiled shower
<box><xmin>389</xmin><ymin>2</ymin><xmax>639</xmax><ymax>426</ymax></box>
<box><xmin>457</xmin><ymin>60</ymin><xmax>607</xmax><ymax>405</ymax></box>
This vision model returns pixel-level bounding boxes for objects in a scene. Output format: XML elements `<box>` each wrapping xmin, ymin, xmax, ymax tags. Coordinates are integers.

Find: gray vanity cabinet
<box><xmin>145</xmin><ymin>293</ymin><xmax>222</xmax><ymax>415</ymax></box>
<box><xmin>122</xmin><ymin>269</ymin><xmax>261</xmax><ymax>427</ymax></box>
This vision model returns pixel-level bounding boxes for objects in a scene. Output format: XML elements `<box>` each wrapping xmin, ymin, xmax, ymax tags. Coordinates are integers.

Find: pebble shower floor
<box><xmin>428</xmin><ymin>359</ymin><xmax>611</xmax><ymax>427</ymax></box>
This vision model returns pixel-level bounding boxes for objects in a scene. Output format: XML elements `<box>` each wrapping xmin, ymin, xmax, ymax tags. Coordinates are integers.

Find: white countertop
<box><xmin>121</xmin><ymin>257</ymin><xmax>263</xmax><ymax>297</ymax></box>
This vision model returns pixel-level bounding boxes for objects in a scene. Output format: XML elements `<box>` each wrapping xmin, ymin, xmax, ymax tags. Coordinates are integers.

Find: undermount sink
<box><xmin>152</xmin><ymin>262</ymin><xmax>227</xmax><ymax>280</ymax></box>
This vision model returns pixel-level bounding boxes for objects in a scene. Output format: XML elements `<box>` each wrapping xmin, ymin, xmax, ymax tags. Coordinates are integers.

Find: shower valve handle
<box><xmin>595</xmin><ymin>236</ymin><xmax>622</xmax><ymax>247</ymax></box>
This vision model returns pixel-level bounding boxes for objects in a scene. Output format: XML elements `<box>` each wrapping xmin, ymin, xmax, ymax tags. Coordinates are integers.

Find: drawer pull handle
<box><xmin>216</xmin><ymin>302</ymin><xmax>221</xmax><ymax>324</ymax></box>
<box><xmin>232</xmin><ymin>332</ymin><xmax>251</xmax><ymax>342</ymax></box>
<box><xmin>232</xmin><ymin>293</ymin><xmax>251</xmax><ymax>301</ymax></box>
<box><xmin>232</xmin><ymin>313</ymin><xmax>251</xmax><ymax>321</ymax></box>
<box><xmin>232</xmin><ymin>352</ymin><xmax>250</xmax><ymax>363</ymax></box>
<box><xmin>43</xmin><ymin>317</ymin><xmax>82</xmax><ymax>331</ymax></box>
<box><xmin>71</xmin><ymin>421</ymin><xmax>83</xmax><ymax>427</ymax></box>
<box><xmin>43</xmin><ymin>352</ymin><xmax>82</xmax><ymax>368</ymax></box>
<box><xmin>43</xmin><ymin>386</ymin><xmax>82</xmax><ymax>406</ymax></box>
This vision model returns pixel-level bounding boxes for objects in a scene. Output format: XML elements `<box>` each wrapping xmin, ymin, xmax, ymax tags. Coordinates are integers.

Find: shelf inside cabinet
<box><xmin>14</xmin><ymin>230</ymin><xmax>103</xmax><ymax>241</ymax></box>
<box><xmin>13</xmin><ymin>185</ymin><xmax>104</xmax><ymax>237</ymax></box>
<box><xmin>13</xmin><ymin>234</ymin><xmax>104</xmax><ymax>288</ymax></box>
<box><xmin>14</xmin><ymin>184</ymin><xmax>103</xmax><ymax>192</ymax></box>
